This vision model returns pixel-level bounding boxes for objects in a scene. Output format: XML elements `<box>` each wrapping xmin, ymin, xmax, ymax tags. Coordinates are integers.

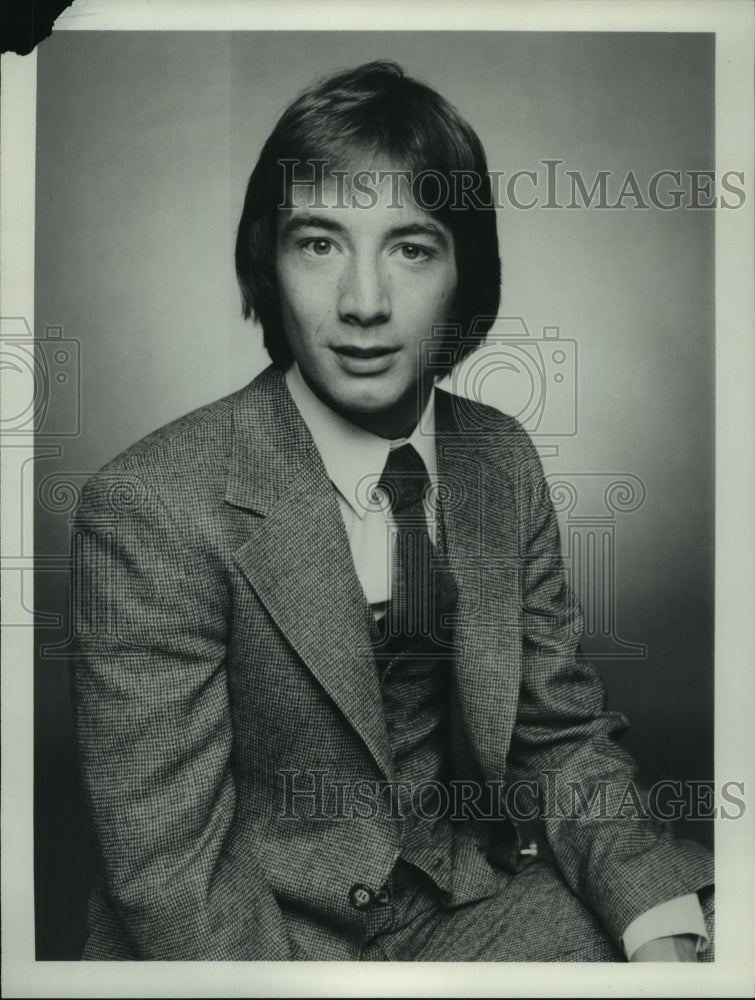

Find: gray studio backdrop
<box><xmin>33</xmin><ymin>31</ymin><xmax>714</xmax><ymax>959</ymax></box>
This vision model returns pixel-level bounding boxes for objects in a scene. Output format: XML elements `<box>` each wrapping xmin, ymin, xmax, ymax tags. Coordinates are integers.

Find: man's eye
<box><xmin>398</xmin><ymin>244</ymin><xmax>432</xmax><ymax>261</ymax></box>
<box><xmin>301</xmin><ymin>238</ymin><xmax>333</xmax><ymax>256</ymax></box>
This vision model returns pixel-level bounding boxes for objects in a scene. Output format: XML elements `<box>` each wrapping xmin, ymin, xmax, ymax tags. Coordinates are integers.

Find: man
<box><xmin>70</xmin><ymin>61</ymin><xmax>713</xmax><ymax>962</ymax></box>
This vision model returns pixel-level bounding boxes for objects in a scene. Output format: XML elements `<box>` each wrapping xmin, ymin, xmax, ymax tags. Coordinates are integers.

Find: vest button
<box><xmin>349</xmin><ymin>884</ymin><xmax>375</xmax><ymax>910</ymax></box>
<box><xmin>374</xmin><ymin>887</ymin><xmax>392</xmax><ymax>906</ymax></box>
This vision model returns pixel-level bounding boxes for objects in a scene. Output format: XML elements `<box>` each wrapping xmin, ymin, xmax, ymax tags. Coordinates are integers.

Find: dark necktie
<box><xmin>376</xmin><ymin>443</ymin><xmax>455</xmax><ymax>650</ymax></box>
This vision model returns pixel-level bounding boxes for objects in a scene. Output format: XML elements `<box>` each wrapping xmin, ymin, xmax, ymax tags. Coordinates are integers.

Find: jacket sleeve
<box><xmin>70</xmin><ymin>468</ymin><xmax>291</xmax><ymax>960</ymax></box>
<box><xmin>504</xmin><ymin>433</ymin><xmax>713</xmax><ymax>947</ymax></box>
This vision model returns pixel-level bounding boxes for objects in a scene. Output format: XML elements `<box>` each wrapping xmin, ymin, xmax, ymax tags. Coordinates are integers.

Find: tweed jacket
<box><xmin>70</xmin><ymin>365</ymin><xmax>713</xmax><ymax>960</ymax></box>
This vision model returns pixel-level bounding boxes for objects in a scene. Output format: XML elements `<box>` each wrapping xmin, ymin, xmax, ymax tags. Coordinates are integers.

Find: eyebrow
<box><xmin>387</xmin><ymin>222</ymin><xmax>450</xmax><ymax>245</ymax></box>
<box><xmin>279</xmin><ymin>215</ymin><xmax>345</xmax><ymax>239</ymax></box>
<box><xmin>278</xmin><ymin>214</ymin><xmax>451</xmax><ymax>246</ymax></box>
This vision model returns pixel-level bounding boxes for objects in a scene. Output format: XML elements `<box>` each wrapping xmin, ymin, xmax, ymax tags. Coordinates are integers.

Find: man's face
<box><xmin>275</xmin><ymin>169</ymin><xmax>458</xmax><ymax>438</ymax></box>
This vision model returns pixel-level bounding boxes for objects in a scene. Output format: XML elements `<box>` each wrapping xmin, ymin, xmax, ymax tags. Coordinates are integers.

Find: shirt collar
<box><xmin>285</xmin><ymin>363</ymin><xmax>437</xmax><ymax>519</ymax></box>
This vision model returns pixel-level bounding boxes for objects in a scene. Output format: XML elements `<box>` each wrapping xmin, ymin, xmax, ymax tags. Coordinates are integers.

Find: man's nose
<box><xmin>338</xmin><ymin>255</ymin><xmax>390</xmax><ymax>326</ymax></box>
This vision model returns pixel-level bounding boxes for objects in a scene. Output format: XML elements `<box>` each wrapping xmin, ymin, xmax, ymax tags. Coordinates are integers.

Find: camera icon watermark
<box><xmin>0</xmin><ymin>317</ymin><xmax>81</xmax><ymax>437</ymax></box>
<box><xmin>423</xmin><ymin>316</ymin><xmax>578</xmax><ymax>439</ymax></box>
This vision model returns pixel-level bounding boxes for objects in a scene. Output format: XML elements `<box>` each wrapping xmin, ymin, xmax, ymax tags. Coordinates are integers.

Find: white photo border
<box><xmin>2</xmin><ymin>1</ymin><xmax>753</xmax><ymax>996</ymax></box>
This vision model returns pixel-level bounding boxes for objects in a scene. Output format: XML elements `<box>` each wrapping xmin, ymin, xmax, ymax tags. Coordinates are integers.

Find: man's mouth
<box><xmin>331</xmin><ymin>344</ymin><xmax>400</xmax><ymax>375</ymax></box>
<box><xmin>333</xmin><ymin>346</ymin><xmax>399</xmax><ymax>359</ymax></box>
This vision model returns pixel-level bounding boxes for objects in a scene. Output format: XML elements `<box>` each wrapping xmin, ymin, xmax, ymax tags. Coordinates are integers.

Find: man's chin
<box><xmin>337</xmin><ymin>397</ymin><xmax>402</xmax><ymax>422</ymax></box>
<box><xmin>332</xmin><ymin>390</ymin><xmax>429</xmax><ymax>438</ymax></box>
<box><xmin>301</xmin><ymin>369</ymin><xmax>426</xmax><ymax>434</ymax></box>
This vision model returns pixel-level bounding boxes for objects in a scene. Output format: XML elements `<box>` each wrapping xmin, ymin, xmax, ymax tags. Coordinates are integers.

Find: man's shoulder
<box><xmin>77</xmin><ymin>366</ymin><xmax>286</xmax><ymax>523</ymax></box>
<box><xmin>434</xmin><ymin>386</ymin><xmax>538</xmax><ymax>457</ymax></box>
<box><xmin>100</xmin><ymin>395</ymin><xmax>233</xmax><ymax>476</ymax></box>
<box><xmin>97</xmin><ymin>366</ymin><xmax>280</xmax><ymax>480</ymax></box>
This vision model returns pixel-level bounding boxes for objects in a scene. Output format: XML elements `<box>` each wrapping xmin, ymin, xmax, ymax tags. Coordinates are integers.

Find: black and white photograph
<box><xmin>1</xmin><ymin>1</ymin><xmax>753</xmax><ymax>996</ymax></box>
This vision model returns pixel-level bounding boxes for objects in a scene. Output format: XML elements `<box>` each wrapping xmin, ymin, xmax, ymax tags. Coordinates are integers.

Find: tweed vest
<box><xmin>368</xmin><ymin>515</ymin><xmax>458</xmax><ymax>894</ymax></box>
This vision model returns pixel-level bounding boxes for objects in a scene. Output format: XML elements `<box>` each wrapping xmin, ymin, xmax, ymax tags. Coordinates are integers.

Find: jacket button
<box><xmin>349</xmin><ymin>884</ymin><xmax>375</xmax><ymax>910</ymax></box>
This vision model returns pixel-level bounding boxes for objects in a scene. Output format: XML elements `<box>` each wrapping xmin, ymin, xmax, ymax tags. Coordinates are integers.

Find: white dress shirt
<box><xmin>285</xmin><ymin>362</ymin><xmax>708</xmax><ymax>959</ymax></box>
<box><xmin>286</xmin><ymin>362</ymin><xmax>438</xmax><ymax>619</ymax></box>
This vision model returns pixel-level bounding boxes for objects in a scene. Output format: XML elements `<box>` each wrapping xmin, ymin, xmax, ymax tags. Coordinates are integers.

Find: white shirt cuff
<box><xmin>621</xmin><ymin>893</ymin><xmax>709</xmax><ymax>959</ymax></box>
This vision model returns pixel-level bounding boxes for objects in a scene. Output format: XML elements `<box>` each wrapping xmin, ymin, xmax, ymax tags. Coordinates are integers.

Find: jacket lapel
<box><xmin>435</xmin><ymin>390</ymin><xmax>523</xmax><ymax>781</ymax></box>
<box><xmin>226</xmin><ymin>368</ymin><xmax>394</xmax><ymax>781</ymax></box>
